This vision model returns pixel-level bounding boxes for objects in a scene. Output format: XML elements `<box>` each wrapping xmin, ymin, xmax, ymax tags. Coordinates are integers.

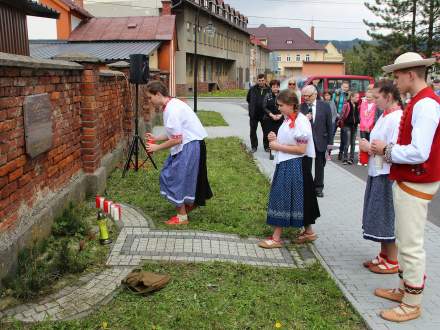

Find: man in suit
<box><xmin>300</xmin><ymin>85</ymin><xmax>333</xmax><ymax>197</ymax></box>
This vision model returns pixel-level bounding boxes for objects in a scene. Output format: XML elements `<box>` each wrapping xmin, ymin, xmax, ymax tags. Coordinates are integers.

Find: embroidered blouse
<box><xmin>368</xmin><ymin>109</ymin><xmax>402</xmax><ymax>177</ymax></box>
<box><xmin>275</xmin><ymin>112</ymin><xmax>315</xmax><ymax>164</ymax></box>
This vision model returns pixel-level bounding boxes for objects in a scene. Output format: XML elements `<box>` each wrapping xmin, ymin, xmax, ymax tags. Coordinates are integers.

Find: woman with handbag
<box><xmin>359</xmin><ymin>80</ymin><xmax>403</xmax><ymax>274</ymax></box>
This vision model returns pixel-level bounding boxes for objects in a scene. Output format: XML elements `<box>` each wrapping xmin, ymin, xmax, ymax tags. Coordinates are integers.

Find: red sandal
<box><xmin>165</xmin><ymin>216</ymin><xmax>189</xmax><ymax>225</ymax></box>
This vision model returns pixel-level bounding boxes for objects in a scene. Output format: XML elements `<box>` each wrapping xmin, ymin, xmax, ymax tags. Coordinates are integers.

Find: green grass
<box><xmin>20</xmin><ymin>262</ymin><xmax>364</xmax><ymax>330</ymax></box>
<box><xmin>196</xmin><ymin>110</ymin><xmax>228</xmax><ymax>126</ymax></box>
<box><xmin>154</xmin><ymin>110</ymin><xmax>227</xmax><ymax>127</ymax></box>
<box><xmin>198</xmin><ymin>89</ymin><xmax>247</xmax><ymax>97</ymax></box>
<box><xmin>106</xmin><ymin>137</ymin><xmax>278</xmax><ymax>238</ymax></box>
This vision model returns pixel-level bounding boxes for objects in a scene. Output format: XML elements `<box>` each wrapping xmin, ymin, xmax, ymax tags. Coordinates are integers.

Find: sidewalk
<box><xmin>194</xmin><ymin>101</ymin><xmax>440</xmax><ymax>330</ymax></box>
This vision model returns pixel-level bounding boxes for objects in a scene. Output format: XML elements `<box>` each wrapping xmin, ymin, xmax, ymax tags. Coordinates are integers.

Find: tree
<box><xmin>420</xmin><ymin>0</ymin><xmax>440</xmax><ymax>57</ymax></box>
<box><xmin>364</xmin><ymin>0</ymin><xmax>419</xmax><ymax>54</ymax></box>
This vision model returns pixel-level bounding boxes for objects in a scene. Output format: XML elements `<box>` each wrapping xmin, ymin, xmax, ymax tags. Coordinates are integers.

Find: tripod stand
<box><xmin>122</xmin><ymin>83</ymin><xmax>157</xmax><ymax>177</ymax></box>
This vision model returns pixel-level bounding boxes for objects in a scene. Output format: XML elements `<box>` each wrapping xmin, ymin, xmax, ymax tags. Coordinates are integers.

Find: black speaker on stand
<box><xmin>122</xmin><ymin>54</ymin><xmax>157</xmax><ymax>177</ymax></box>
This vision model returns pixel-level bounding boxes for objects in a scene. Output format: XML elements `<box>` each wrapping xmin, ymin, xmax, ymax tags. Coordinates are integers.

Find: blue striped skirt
<box><xmin>362</xmin><ymin>174</ymin><xmax>395</xmax><ymax>242</ymax></box>
<box><xmin>267</xmin><ymin>157</ymin><xmax>304</xmax><ymax>228</ymax></box>
<box><xmin>160</xmin><ymin>140</ymin><xmax>200</xmax><ymax>207</ymax></box>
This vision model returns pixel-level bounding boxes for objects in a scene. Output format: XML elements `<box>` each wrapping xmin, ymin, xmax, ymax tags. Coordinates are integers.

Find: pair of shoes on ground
<box><xmin>342</xmin><ymin>159</ymin><xmax>353</xmax><ymax>165</ymax></box>
<box><xmin>165</xmin><ymin>215</ymin><xmax>188</xmax><ymax>225</ymax></box>
<box><xmin>375</xmin><ymin>288</ymin><xmax>421</xmax><ymax>322</ymax></box>
<box><xmin>257</xmin><ymin>231</ymin><xmax>318</xmax><ymax>249</ymax></box>
<box><xmin>363</xmin><ymin>255</ymin><xmax>399</xmax><ymax>274</ymax></box>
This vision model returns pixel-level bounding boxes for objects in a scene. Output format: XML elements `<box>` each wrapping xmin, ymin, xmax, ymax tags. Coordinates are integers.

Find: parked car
<box><xmin>281</xmin><ymin>75</ymin><xmax>375</xmax><ymax>98</ymax></box>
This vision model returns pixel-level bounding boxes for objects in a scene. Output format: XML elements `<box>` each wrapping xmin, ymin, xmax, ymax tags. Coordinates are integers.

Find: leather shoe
<box><xmin>316</xmin><ymin>191</ymin><xmax>324</xmax><ymax>198</ymax></box>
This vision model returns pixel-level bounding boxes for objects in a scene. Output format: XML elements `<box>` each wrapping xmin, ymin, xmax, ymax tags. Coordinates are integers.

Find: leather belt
<box><xmin>397</xmin><ymin>181</ymin><xmax>435</xmax><ymax>201</ymax></box>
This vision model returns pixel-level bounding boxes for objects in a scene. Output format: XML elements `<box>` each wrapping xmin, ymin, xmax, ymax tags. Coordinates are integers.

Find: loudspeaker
<box><xmin>129</xmin><ymin>54</ymin><xmax>149</xmax><ymax>84</ymax></box>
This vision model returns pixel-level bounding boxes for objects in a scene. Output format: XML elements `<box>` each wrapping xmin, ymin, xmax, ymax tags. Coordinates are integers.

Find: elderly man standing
<box><xmin>300</xmin><ymin>85</ymin><xmax>333</xmax><ymax>197</ymax></box>
<box><xmin>371</xmin><ymin>52</ymin><xmax>440</xmax><ymax>322</ymax></box>
<box><xmin>246</xmin><ymin>73</ymin><xmax>270</xmax><ymax>152</ymax></box>
<box><xmin>332</xmin><ymin>81</ymin><xmax>350</xmax><ymax>159</ymax></box>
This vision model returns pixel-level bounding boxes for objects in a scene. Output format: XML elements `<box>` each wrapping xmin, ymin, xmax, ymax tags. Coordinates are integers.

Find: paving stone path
<box><xmin>1</xmin><ymin>202</ymin><xmax>313</xmax><ymax>323</ymax></box>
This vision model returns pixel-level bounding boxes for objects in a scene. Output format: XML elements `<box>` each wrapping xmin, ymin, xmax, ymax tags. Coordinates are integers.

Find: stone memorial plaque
<box><xmin>23</xmin><ymin>93</ymin><xmax>53</xmax><ymax>158</ymax></box>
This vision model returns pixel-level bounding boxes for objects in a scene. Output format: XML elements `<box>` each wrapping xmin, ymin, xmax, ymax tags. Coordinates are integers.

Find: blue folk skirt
<box><xmin>267</xmin><ymin>157</ymin><xmax>304</xmax><ymax>228</ymax></box>
<box><xmin>362</xmin><ymin>174</ymin><xmax>395</xmax><ymax>242</ymax></box>
<box><xmin>160</xmin><ymin>140</ymin><xmax>200</xmax><ymax>207</ymax></box>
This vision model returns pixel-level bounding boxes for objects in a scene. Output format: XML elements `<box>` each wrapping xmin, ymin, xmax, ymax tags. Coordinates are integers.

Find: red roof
<box><xmin>58</xmin><ymin>0</ymin><xmax>93</xmax><ymax>18</ymax></box>
<box><xmin>247</xmin><ymin>25</ymin><xmax>325</xmax><ymax>51</ymax></box>
<box><xmin>69</xmin><ymin>16</ymin><xmax>175</xmax><ymax>41</ymax></box>
<box><xmin>250</xmin><ymin>35</ymin><xmax>269</xmax><ymax>50</ymax></box>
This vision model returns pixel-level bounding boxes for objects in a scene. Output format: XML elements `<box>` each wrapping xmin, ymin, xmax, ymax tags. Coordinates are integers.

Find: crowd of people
<box><xmin>143</xmin><ymin>51</ymin><xmax>439</xmax><ymax>323</ymax></box>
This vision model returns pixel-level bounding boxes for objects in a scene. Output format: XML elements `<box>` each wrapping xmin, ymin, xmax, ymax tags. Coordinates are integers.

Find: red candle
<box><xmin>96</xmin><ymin>196</ymin><xmax>105</xmax><ymax>209</ymax></box>
<box><xmin>103</xmin><ymin>200</ymin><xmax>113</xmax><ymax>214</ymax></box>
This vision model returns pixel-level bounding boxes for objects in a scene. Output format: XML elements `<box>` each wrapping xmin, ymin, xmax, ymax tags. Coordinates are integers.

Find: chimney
<box><xmin>161</xmin><ymin>0</ymin><xmax>172</xmax><ymax>15</ymax></box>
<box><xmin>74</xmin><ymin>0</ymin><xmax>83</xmax><ymax>8</ymax></box>
<box><xmin>310</xmin><ymin>26</ymin><xmax>315</xmax><ymax>41</ymax></box>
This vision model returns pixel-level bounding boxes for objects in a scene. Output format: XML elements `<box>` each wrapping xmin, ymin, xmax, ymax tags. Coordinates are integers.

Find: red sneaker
<box><xmin>165</xmin><ymin>216</ymin><xmax>189</xmax><ymax>225</ymax></box>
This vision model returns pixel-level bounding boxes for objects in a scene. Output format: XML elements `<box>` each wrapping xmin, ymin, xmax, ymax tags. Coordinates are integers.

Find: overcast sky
<box><xmin>225</xmin><ymin>0</ymin><xmax>378</xmax><ymax>41</ymax></box>
<box><xmin>28</xmin><ymin>0</ymin><xmax>380</xmax><ymax>41</ymax></box>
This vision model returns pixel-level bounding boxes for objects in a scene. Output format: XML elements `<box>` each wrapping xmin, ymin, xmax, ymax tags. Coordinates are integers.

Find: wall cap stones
<box><xmin>98</xmin><ymin>69</ymin><xmax>125</xmax><ymax>77</ymax></box>
<box><xmin>0</xmin><ymin>52</ymin><xmax>83</xmax><ymax>70</ymax></box>
<box><xmin>108</xmin><ymin>61</ymin><xmax>130</xmax><ymax>69</ymax></box>
<box><xmin>52</xmin><ymin>52</ymin><xmax>101</xmax><ymax>63</ymax></box>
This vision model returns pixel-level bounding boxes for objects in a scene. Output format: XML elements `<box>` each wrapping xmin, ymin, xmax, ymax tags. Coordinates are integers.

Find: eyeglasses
<box><xmin>303</xmin><ymin>94</ymin><xmax>313</xmax><ymax>98</ymax></box>
<box><xmin>288</xmin><ymin>83</ymin><xmax>296</xmax><ymax>86</ymax></box>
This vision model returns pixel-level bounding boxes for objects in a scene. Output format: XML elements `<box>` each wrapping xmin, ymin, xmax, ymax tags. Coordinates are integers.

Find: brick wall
<box><xmin>0</xmin><ymin>67</ymin><xmax>84</xmax><ymax>229</ymax></box>
<box><xmin>0</xmin><ymin>60</ymin><xmax>151</xmax><ymax>231</ymax></box>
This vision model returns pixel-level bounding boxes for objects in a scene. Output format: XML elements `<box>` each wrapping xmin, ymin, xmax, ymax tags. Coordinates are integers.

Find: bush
<box><xmin>52</xmin><ymin>202</ymin><xmax>90</xmax><ymax>237</ymax></box>
<box><xmin>1</xmin><ymin>202</ymin><xmax>107</xmax><ymax>301</ymax></box>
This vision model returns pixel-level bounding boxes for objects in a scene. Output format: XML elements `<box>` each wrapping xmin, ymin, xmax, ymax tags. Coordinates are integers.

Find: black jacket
<box><xmin>300</xmin><ymin>100</ymin><xmax>333</xmax><ymax>153</ymax></box>
<box><xmin>263</xmin><ymin>92</ymin><xmax>281</xmax><ymax>119</ymax></box>
<box><xmin>246</xmin><ymin>84</ymin><xmax>270</xmax><ymax>119</ymax></box>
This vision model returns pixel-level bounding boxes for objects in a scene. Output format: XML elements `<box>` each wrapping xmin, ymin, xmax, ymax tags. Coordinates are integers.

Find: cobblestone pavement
<box><xmin>1</xmin><ymin>203</ymin><xmax>313</xmax><ymax>323</ymax></box>
<box><xmin>190</xmin><ymin>101</ymin><xmax>440</xmax><ymax>330</ymax></box>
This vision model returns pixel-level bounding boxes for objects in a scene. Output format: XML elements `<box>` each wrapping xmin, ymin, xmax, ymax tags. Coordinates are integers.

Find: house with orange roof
<box><xmin>38</xmin><ymin>0</ymin><xmax>93</xmax><ymax>39</ymax></box>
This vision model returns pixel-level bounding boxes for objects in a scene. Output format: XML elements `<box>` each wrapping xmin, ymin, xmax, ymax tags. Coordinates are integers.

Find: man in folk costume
<box><xmin>371</xmin><ymin>52</ymin><xmax>440</xmax><ymax>322</ymax></box>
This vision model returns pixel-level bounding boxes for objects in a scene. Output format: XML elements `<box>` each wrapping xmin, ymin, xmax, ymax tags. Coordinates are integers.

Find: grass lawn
<box><xmin>7</xmin><ymin>137</ymin><xmax>365</xmax><ymax>329</ymax></box>
<box><xmin>23</xmin><ymin>262</ymin><xmax>364</xmax><ymax>330</ymax></box>
<box><xmin>154</xmin><ymin>110</ymin><xmax>227</xmax><ymax>127</ymax></box>
<box><xmin>196</xmin><ymin>110</ymin><xmax>228</xmax><ymax>126</ymax></box>
<box><xmin>198</xmin><ymin>89</ymin><xmax>247</xmax><ymax>97</ymax></box>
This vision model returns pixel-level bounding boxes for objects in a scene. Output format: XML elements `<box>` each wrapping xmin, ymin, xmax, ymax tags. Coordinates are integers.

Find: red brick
<box><xmin>1</xmin><ymin>180</ymin><xmax>17</xmax><ymax>199</ymax></box>
<box><xmin>0</xmin><ymin>212</ymin><xmax>18</xmax><ymax>232</ymax></box>
<box><xmin>0</xmin><ymin>176</ymin><xmax>7</xmax><ymax>189</ymax></box>
<box><xmin>18</xmin><ymin>173</ymin><xmax>32</xmax><ymax>187</ymax></box>
<box><xmin>9</xmin><ymin>167</ymin><xmax>23</xmax><ymax>182</ymax></box>
<box><xmin>0</xmin><ymin>97</ymin><xmax>20</xmax><ymax>109</ymax></box>
<box><xmin>0</xmin><ymin>161</ymin><xmax>16</xmax><ymax>176</ymax></box>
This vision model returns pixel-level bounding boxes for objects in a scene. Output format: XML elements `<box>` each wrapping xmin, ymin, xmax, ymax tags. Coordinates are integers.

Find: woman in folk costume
<box><xmin>145</xmin><ymin>81</ymin><xmax>213</xmax><ymax>225</ymax></box>
<box><xmin>370</xmin><ymin>53</ymin><xmax>440</xmax><ymax>322</ymax></box>
<box><xmin>359</xmin><ymin>80</ymin><xmax>402</xmax><ymax>275</ymax></box>
<box><xmin>258</xmin><ymin>89</ymin><xmax>320</xmax><ymax>249</ymax></box>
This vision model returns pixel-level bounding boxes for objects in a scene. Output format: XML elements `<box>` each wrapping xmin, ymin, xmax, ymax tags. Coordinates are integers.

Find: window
<box><xmin>296</xmin><ymin>54</ymin><xmax>301</xmax><ymax>61</ymax></box>
<box><xmin>305</xmin><ymin>54</ymin><xmax>310</xmax><ymax>62</ymax></box>
<box><xmin>286</xmin><ymin>40</ymin><xmax>293</xmax><ymax>44</ymax></box>
<box><xmin>276</xmin><ymin>56</ymin><xmax>282</xmax><ymax>62</ymax></box>
<box><xmin>286</xmin><ymin>56</ymin><xmax>291</xmax><ymax>62</ymax></box>
<box><xmin>351</xmin><ymin>79</ymin><xmax>371</xmax><ymax>92</ymax></box>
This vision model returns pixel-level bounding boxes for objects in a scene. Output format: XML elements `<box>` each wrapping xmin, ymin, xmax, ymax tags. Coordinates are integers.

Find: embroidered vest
<box><xmin>389</xmin><ymin>87</ymin><xmax>440</xmax><ymax>183</ymax></box>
